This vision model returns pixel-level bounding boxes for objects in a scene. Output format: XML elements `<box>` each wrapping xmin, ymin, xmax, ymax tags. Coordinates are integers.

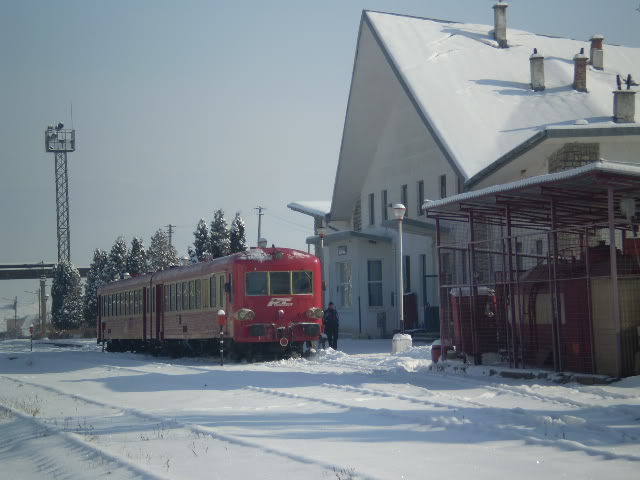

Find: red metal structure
<box><xmin>426</xmin><ymin>162</ymin><xmax>640</xmax><ymax>378</ymax></box>
<box><xmin>97</xmin><ymin>247</ymin><xmax>323</xmax><ymax>359</ymax></box>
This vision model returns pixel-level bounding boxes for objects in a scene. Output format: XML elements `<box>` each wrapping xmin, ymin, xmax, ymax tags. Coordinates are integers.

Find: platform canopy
<box><xmin>424</xmin><ymin>161</ymin><xmax>640</xmax><ymax>230</ymax></box>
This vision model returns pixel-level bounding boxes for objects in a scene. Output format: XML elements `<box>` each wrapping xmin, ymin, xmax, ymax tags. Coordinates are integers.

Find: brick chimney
<box><xmin>590</xmin><ymin>34</ymin><xmax>604</xmax><ymax>70</ymax></box>
<box><xmin>530</xmin><ymin>48</ymin><xmax>545</xmax><ymax>91</ymax></box>
<box><xmin>613</xmin><ymin>75</ymin><xmax>636</xmax><ymax>123</ymax></box>
<box><xmin>493</xmin><ymin>2</ymin><xmax>508</xmax><ymax>48</ymax></box>
<box><xmin>573</xmin><ymin>48</ymin><xmax>588</xmax><ymax>92</ymax></box>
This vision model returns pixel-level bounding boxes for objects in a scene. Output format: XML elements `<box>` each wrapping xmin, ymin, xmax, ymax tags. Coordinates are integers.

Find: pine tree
<box><xmin>148</xmin><ymin>228</ymin><xmax>179</xmax><ymax>271</ymax></box>
<box><xmin>105</xmin><ymin>237</ymin><xmax>129</xmax><ymax>281</ymax></box>
<box><xmin>51</xmin><ymin>262</ymin><xmax>84</xmax><ymax>331</ymax></box>
<box><xmin>230</xmin><ymin>212</ymin><xmax>248</xmax><ymax>253</ymax></box>
<box><xmin>187</xmin><ymin>245</ymin><xmax>198</xmax><ymax>264</ymax></box>
<box><xmin>127</xmin><ymin>237</ymin><xmax>148</xmax><ymax>276</ymax></box>
<box><xmin>82</xmin><ymin>249</ymin><xmax>109</xmax><ymax>327</ymax></box>
<box><xmin>209</xmin><ymin>209</ymin><xmax>231</xmax><ymax>259</ymax></box>
<box><xmin>193</xmin><ymin>218</ymin><xmax>210</xmax><ymax>261</ymax></box>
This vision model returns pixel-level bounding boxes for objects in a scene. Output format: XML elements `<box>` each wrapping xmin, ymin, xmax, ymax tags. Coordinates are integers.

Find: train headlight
<box><xmin>234</xmin><ymin>308</ymin><xmax>256</xmax><ymax>321</ymax></box>
<box><xmin>306</xmin><ymin>307</ymin><xmax>324</xmax><ymax>319</ymax></box>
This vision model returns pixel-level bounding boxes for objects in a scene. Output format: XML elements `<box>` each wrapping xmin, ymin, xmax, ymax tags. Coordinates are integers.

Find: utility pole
<box><xmin>166</xmin><ymin>224</ymin><xmax>175</xmax><ymax>248</ymax></box>
<box><xmin>13</xmin><ymin>297</ymin><xmax>17</xmax><ymax>339</ymax></box>
<box><xmin>254</xmin><ymin>206</ymin><xmax>266</xmax><ymax>244</ymax></box>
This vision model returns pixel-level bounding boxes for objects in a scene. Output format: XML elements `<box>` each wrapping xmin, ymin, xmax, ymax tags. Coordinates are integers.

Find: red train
<box><xmin>97</xmin><ymin>246</ymin><xmax>324</xmax><ymax>359</ymax></box>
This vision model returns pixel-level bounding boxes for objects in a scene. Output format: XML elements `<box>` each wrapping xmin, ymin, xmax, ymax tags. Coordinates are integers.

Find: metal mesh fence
<box><xmin>438</xmin><ymin>218</ymin><xmax>640</xmax><ymax>377</ymax></box>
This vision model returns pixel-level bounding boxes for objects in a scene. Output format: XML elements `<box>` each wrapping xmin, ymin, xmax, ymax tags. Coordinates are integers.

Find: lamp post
<box><xmin>317</xmin><ymin>225</ymin><xmax>328</xmax><ymax>309</ymax></box>
<box><xmin>392</xmin><ymin>204</ymin><xmax>406</xmax><ymax>333</ymax></box>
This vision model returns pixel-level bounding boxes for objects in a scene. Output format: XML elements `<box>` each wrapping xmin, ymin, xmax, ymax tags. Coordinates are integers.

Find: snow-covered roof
<box><xmin>366</xmin><ymin>11</ymin><xmax>640</xmax><ymax>181</ymax></box>
<box><xmin>287</xmin><ymin>201</ymin><xmax>331</xmax><ymax>218</ymax></box>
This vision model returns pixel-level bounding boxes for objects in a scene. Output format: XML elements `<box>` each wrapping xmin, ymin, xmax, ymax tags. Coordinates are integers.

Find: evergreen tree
<box><xmin>51</xmin><ymin>262</ymin><xmax>83</xmax><ymax>331</ymax></box>
<box><xmin>82</xmin><ymin>249</ymin><xmax>109</xmax><ymax>327</ymax></box>
<box><xmin>230</xmin><ymin>212</ymin><xmax>248</xmax><ymax>253</ymax></box>
<box><xmin>127</xmin><ymin>237</ymin><xmax>148</xmax><ymax>276</ymax></box>
<box><xmin>193</xmin><ymin>218</ymin><xmax>210</xmax><ymax>261</ymax></box>
<box><xmin>209</xmin><ymin>209</ymin><xmax>231</xmax><ymax>259</ymax></box>
<box><xmin>105</xmin><ymin>237</ymin><xmax>129</xmax><ymax>281</ymax></box>
<box><xmin>148</xmin><ymin>228</ymin><xmax>179</xmax><ymax>271</ymax></box>
<box><xmin>187</xmin><ymin>245</ymin><xmax>198</xmax><ymax>264</ymax></box>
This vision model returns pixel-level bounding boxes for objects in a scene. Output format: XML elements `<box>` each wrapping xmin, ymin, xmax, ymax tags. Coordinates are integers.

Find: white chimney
<box><xmin>493</xmin><ymin>2</ymin><xmax>508</xmax><ymax>48</ymax></box>
<box><xmin>613</xmin><ymin>75</ymin><xmax>636</xmax><ymax>123</ymax></box>
<box><xmin>590</xmin><ymin>34</ymin><xmax>604</xmax><ymax>70</ymax></box>
<box><xmin>530</xmin><ymin>48</ymin><xmax>545</xmax><ymax>91</ymax></box>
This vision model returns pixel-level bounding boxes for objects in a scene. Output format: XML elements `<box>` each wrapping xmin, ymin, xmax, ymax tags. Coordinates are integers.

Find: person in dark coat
<box><xmin>323</xmin><ymin>301</ymin><xmax>339</xmax><ymax>350</ymax></box>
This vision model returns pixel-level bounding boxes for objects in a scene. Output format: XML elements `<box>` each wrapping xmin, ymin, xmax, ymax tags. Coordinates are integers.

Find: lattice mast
<box><xmin>45</xmin><ymin>123</ymin><xmax>75</xmax><ymax>263</ymax></box>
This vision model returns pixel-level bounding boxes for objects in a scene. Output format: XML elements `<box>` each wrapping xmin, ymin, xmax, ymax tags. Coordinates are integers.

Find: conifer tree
<box><xmin>127</xmin><ymin>237</ymin><xmax>149</xmax><ymax>276</ymax></box>
<box><xmin>51</xmin><ymin>262</ymin><xmax>83</xmax><ymax>331</ymax></box>
<box><xmin>148</xmin><ymin>229</ymin><xmax>179</xmax><ymax>271</ymax></box>
<box><xmin>230</xmin><ymin>212</ymin><xmax>248</xmax><ymax>253</ymax></box>
<box><xmin>105</xmin><ymin>237</ymin><xmax>129</xmax><ymax>281</ymax></box>
<box><xmin>209</xmin><ymin>209</ymin><xmax>230</xmax><ymax>259</ymax></box>
<box><xmin>187</xmin><ymin>245</ymin><xmax>198</xmax><ymax>264</ymax></box>
<box><xmin>193</xmin><ymin>218</ymin><xmax>210</xmax><ymax>261</ymax></box>
<box><xmin>82</xmin><ymin>249</ymin><xmax>109</xmax><ymax>327</ymax></box>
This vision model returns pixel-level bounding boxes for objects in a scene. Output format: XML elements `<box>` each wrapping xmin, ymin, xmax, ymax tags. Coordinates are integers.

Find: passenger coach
<box><xmin>97</xmin><ymin>246</ymin><xmax>324</xmax><ymax>359</ymax></box>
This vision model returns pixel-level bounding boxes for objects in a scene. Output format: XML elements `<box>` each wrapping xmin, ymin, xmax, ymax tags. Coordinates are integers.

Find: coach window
<box><xmin>164</xmin><ymin>285</ymin><xmax>170</xmax><ymax>312</ymax></box>
<box><xmin>202</xmin><ymin>278</ymin><xmax>209</xmax><ymax>308</ymax></box>
<box><xmin>124</xmin><ymin>292</ymin><xmax>128</xmax><ymax>315</ymax></box>
<box><xmin>168</xmin><ymin>284</ymin><xmax>174</xmax><ymax>312</ymax></box>
<box><xmin>210</xmin><ymin>276</ymin><xmax>217</xmax><ymax>308</ymax></box>
<box><xmin>218</xmin><ymin>274</ymin><xmax>225</xmax><ymax>308</ymax></box>
<box><xmin>133</xmin><ymin>291</ymin><xmax>137</xmax><ymax>315</ymax></box>
<box><xmin>189</xmin><ymin>280</ymin><xmax>195</xmax><ymax>309</ymax></box>
<box><xmin>292</xmin><ymin>271</ymin><xmax>313</xmax><ymax>295</ymax></box>
<box><xmin>195</xmin><ymin>279</ymin><xmax>202</xmax><ymax>309</ymax></box>
<box><xmin>246</xmin><ymin>272</ymin><xmax>268</xmax><ymax>296</ymax></box>
<box><xmin>270</xmin><ymin>271</ymin><xmax>290</xmax><ymax>295</ymax></box>
<box><xmin>182</xmin><ymin>281</ymin><xmax>189</xmax><ymax>310</ymax></box>
<box><xmin>175</xmin><ymin>283</ymin><xmax>181</xmax><ymax>311</ymax></box>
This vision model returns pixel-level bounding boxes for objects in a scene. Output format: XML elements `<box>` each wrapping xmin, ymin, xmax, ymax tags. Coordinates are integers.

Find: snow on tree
<box><xmin>127</xmin><ymin>237</ymin><xmax>149</xmax><ymax>276</ymax></box>
<box><xmin>230</xmin><ymin>212</ymin><xmax>248</xmax><ymax>253</ymax></box>
<box><xmin>187</xmin><ymin>245</ymin><xmax>198</xmax><ymax>264</ymax></box>
<box><xmin>51</xmin><ymin>262</ymin><xmax>84</xmax><ymax>331</ymax></box>
<box><xmin>209</xmin><ymin>209</ymin><xmax>230</xmax><ymax>259</ymax></box>
<box><xmin>105</xmin><ymin>237</ymin><xmax>129</xmax><ymax>281</ymax></box>
<box><xmin>148</xmin><ymin>228</ymin><xmax>179</xmax><ymax>271</ymax></box>
<box><xmin>82</xmin><ymin>249</ymin><xmax>109</xmax><ymax>327</ymax></box>
<box><xmin>193</xmin><ymin>218</ymin><xmax>210</xmax><ymax>262</ymax></box>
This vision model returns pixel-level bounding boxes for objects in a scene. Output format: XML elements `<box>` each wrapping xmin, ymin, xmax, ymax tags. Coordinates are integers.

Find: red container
<box><xmin>431</xmin><ymin>345</ymin><xmax>442</xmax><ymax>362</ymax></box>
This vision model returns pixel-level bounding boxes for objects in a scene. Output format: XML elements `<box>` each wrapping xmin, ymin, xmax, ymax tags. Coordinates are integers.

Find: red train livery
<box><xmin>97</xmin><ymin>247</ymin><xmax>324</xmax><ymax>359</ymax></box>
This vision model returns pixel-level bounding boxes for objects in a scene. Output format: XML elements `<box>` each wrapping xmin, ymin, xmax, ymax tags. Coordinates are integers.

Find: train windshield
<box><xmin>246</xmin><ymin>271</ymin><xmax>313</xmax><ymax>296</ymax></box>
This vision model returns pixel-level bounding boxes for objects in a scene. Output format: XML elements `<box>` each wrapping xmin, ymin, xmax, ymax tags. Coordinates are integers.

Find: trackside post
<box><xmin>218</xmin><ymin>310</ymin><xmax>226</xmax><ymax>366</ymax></box>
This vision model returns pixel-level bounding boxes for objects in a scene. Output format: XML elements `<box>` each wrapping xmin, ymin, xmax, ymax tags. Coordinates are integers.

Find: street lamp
<box><xmin>317</xmin><ymin>226</ymin><xmax>328</xmax><ymax>309</ymax></box>
<box><xmin>392</xmin><ymin>204</ymin><xmax>406</xmax><ymax>333</ymax></box>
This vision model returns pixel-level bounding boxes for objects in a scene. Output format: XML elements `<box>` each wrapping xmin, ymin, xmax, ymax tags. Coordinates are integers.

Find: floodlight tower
<box><xmin>44</xmin><ymin>123</ymin><xmax>75</xmax><ymax>263</ymax></box>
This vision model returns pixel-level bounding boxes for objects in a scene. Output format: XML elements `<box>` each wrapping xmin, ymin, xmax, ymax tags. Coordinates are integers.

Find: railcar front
<box><xmin>230</xmin><ymin>247</ymin><xmax>323</xmax><ymax>358</ymax></box>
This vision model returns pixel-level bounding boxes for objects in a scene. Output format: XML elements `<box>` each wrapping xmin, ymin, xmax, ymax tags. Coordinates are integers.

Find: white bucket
<box><xmin>392</xmin><ymin>334</ymin><xmax>413</xmax><ymax>354</ymax></box>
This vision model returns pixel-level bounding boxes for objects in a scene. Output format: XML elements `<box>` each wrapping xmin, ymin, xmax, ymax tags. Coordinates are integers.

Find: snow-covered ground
<box><xmin>1</xmin><ymin>339</ymin><xmax>638</xmax><ymax>479</ymax></box>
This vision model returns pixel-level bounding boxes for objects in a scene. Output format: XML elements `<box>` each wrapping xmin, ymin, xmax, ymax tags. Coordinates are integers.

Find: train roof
<box><xmin>98</xmin><ymin>247</ymin><xmax>318</xmax><ymax>294</ymax></box>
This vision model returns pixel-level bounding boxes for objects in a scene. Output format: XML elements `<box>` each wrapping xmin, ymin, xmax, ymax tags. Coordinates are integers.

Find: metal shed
<box><xmin>425</xmin><ymin>161</ymin><xmax>640</xmax><ymax>377</ymax></box>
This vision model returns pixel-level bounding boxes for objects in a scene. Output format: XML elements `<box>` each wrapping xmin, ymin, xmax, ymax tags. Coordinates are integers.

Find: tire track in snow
<box><xmin>0</xmin><ymin>375</ymin><xmax>380</xmax><ymax>480</ymax></box>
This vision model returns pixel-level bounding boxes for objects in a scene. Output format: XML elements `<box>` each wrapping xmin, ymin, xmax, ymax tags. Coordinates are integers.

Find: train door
<box><xmin>142</xmin><ymin>287</ymin><xmax>147</xmax><ymax>341</ymax></box>
<box><xmin>97</xmin><ymin>294</ymin><xmax>102</xmax><ymax>343</ymax></box>
<box><xmin>156</xmin><ymin>284</ymin><xmax>164</xmax><ymax>340</ymax></box>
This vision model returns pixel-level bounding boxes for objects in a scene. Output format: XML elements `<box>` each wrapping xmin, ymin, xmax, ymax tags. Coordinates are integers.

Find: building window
<box><xmin>440</xmin><ymin>175</ymin><xmax>447</xmax><ymax>199</ymax></box>
<box><xmin>367</xmin><ymin>260</ymin><xmax>383</xmax><ymax>307</ymax></box>
<box><xmin>368</xmin><ymin>193</ymin><xmax>375</xmax><ymax>225</ymax></box>
<box><xmin>457</xmin><ymin>177</ymin><xmax>463</xmax><ymax>194</ymax></box>
<box><xmin>381</xmin><ymin>190</ymin><xmax>388</xmax><ymax>221</ymax></box>
<box><xmin>403</xmin><ymin>255</ymin><xmax>411</xmax><ymax>293</ymax></box>
<box><xmin>401</xmin><ymin>184</ymin><xmax>408</xmax><ymax>217</ymax></box>
<box><xmin>337</xmin><ymin>261</ymin><xmax>352</xmax><ymax>308</ymax></box>
<box><xmin>516</xmin><ymin>241</ymin><xmax>523</xmax><ymax>271</ymax></box>
<box><xmin>417</xmin><ymin>180</ymin><xmax>424</xmax><ymax>217</ymax></box>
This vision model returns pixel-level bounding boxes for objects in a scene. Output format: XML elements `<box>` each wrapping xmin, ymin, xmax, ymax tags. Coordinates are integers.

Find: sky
<box><xmin>1</xmin><ymin>0</ymin><xmax>639</xmax><ymax>322</ymax></box>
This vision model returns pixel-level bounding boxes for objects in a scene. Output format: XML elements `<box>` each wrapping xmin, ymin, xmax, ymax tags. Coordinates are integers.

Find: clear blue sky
<box><xmin>1</xmin><ymin>0</ymin><xmax>638</xmax><ymax>320</ymax></box>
